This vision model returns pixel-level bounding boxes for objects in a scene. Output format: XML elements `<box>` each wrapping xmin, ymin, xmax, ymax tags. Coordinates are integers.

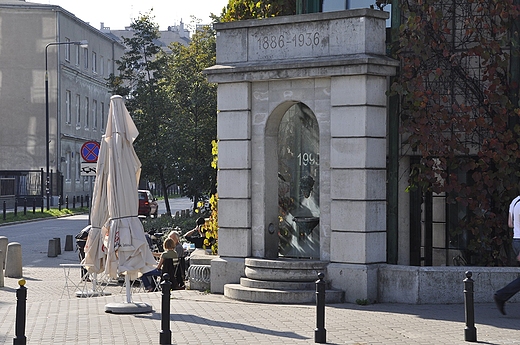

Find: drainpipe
<box><xmin>510</xmin><ymin>0</ymin><xmax>520</xmax><ymax>132</ymax></box>
<box><xmin>387</xmin><ymin>0</ymin><xmax>401</xmax><ymax>265</ymax></box>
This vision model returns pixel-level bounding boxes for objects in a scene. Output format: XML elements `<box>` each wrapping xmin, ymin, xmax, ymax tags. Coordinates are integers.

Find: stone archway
<box><xmin>277</xmin><ymin>102</ymin><xmax>320</xmax><ymax>259</ymax></box>
<box><xmin>264</xmin><ymin>101</ymin><xmax>322</xmax><ymax>259</ymax></box>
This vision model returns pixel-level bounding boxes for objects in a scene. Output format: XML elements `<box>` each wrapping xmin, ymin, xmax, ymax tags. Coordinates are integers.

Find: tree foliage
<box><xmin>392</xmin><ymin>0</ymin><xmax>520</xmax><ymax>265</ymax></box>
<box><xmin>163</xmin><ymin>26</ymin><xmax>218</xmax><ymax>209</ymax></box>
<box><xmin>219</xmin><ymin>0</ymin><xmax>296</xmax><ymax>21</ymax></box>
<box><xmin>107</xmin><ymin>13</ymin><xmax>181</xmax><ymax>216</ymax></box>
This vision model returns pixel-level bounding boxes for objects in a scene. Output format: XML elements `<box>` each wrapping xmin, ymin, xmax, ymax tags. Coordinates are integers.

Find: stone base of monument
<box><xmin>224</xmin><ymin>258</ymin><xmax>344</xmax><ymax>304</ymax></box>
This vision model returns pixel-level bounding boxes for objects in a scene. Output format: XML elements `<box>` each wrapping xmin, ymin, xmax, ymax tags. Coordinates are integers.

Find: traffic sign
<box><xmin>80</xmin><ymin>162</ymin><xmax>97</xmax><ymax>176</ymax></box>
<box><xmin>81</xmin><ymin>141</ymin><xmax>100</xmax><ymax>163</ymax></box>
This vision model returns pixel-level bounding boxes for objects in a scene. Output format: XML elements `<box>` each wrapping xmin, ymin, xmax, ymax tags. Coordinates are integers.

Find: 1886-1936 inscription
<box><xmin>249</xmin><ymin>23</ymin><xmax>329</xmax><ymax>60</ymax></box>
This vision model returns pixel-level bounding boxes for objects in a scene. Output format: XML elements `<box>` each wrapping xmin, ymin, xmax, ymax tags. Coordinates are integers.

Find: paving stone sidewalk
<box><xmin>1</xmin><ymin>216</ymin><xmax>520</xmax><ymax>344</ymax></box>
<box><xmin>2</xmin><ymin>262</ymin><xmax>520</xmax><ymax>345</ymax></box>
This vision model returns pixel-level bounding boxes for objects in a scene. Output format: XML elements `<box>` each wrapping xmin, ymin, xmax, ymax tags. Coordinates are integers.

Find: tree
<box><xmin>107</xmin><ymin>13</ymin><xmax>179</xmax><ymax>216</ymax></box>
<box><xmin>219</xmin><ymin>0</ymin><xmax>296</xmax><ymax>21</ymax></box>
<box><xmin>391</xmin><ymin>0</ymin><xmax>520</xmax><ymax>265</ymax></box>
<box><xmin>163</xmin><ymin>25</ymin><xmax>218</xmax><ymax>209</ymax></box>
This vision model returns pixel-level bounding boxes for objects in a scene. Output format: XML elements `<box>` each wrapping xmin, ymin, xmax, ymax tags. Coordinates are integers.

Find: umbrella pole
<box><xmin>125</xmin><ymin>274</ymin><xmax>132</xmax><ymax>303</ymax></box>
<box><xmin>92</xmin><ymin>273</ymin><xmax>97</xmax><ymax>291</ymax></box>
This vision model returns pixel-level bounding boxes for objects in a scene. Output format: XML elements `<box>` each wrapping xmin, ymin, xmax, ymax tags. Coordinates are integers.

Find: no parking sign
<box><xmin>81</xmin><ymin>141</ymin><xmax>100</xmax><ymax>163</ymax></box>
<box><xmin>80</xmin><ymin>141</ymin><xmax>100</xmax><ymax>176</ymax></box>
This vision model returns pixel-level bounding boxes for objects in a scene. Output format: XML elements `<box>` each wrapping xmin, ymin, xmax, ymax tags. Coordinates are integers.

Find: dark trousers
<box><xmin>78</xmin><ymin>248</ymin><xmax>88</xmax><ymax>279</ymax></box>
<box><xmin>495</xmin><ymin>239</ymin><xmax>520</xmax><ymax>301</ymax></box>
<box><xmin>141</xmin><ymin>268</ymin><xmax>161</xmax><ymax>290</ymax></box>
<box><xmin>496</xmin><ymin>276</ymin><xmax>520</xmax><ymax>301</ymax></box>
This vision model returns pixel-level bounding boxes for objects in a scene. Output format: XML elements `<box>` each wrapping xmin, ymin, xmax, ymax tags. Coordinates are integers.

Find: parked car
<box><xmin>138</xmin><ymin>190</ymin><xmax>158</xmax><ymax>218</ymax></box>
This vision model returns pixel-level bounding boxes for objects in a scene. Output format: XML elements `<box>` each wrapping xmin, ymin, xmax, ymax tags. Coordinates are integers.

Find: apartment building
<box><xmin>0</xmin><ymin>0</ymin><xmax>125</xmax><ymax>205</ymax></box>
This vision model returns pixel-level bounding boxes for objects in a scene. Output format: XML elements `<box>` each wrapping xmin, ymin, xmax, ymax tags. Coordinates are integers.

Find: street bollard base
<box><xmin>315</xmin><ymin>328</ymin><xmax>326</xmax><ymax>344</ymax></box>
<box><xmin>13</xmin><ymin>335</ymin><xmax>27</xmax><ymax>345</ymax></box>
<box><xmin>160</xmin><ymin>331</ymin><xmax>172</xmax><ymax>345</ymax></box>
<box><xmin>464</xmin><ymin>327</ymin><xmax>477</xmax><ymax>342</ymax></box>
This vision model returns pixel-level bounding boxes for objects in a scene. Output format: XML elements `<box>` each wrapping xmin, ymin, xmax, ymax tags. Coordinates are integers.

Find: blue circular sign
<box><xmin>81</xmin><ymin>141</ymin><xmax>100</xmax><ymax>163</ymax></box>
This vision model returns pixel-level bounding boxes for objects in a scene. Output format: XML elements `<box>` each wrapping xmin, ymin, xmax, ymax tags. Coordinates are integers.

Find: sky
<box><xmin>40</xmin><ymin>0</ymin><xmax>229</xmax><ymax>31</ymax></box>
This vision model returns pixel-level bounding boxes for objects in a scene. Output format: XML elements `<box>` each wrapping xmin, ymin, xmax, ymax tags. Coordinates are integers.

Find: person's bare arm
<box><xmin>185</xmin><ymin>226</ymin><xmax>199</xmax><ymax>237</ymax></box>
<box><xmin>156</xmin><ymin>257</ymin><xmax>164</xmax><ymax>270</ymax></box>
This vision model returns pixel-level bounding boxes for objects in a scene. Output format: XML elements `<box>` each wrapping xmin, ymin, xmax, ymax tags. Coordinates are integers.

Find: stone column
<box><xmin>327</xmin><ymin>74</ymin><xmax>388</xmax><ymax>302</ymax></box>
<box><xmin>211</xmin><ymin>82</ymin><xmax>252</xmax><ymax>293</ymax></box>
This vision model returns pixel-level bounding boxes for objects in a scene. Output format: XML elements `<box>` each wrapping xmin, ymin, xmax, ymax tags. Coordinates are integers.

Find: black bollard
<box><xmin>58</xmin><ymin>196</ymin><xmax>62</xmax><ymax>211</ymax></box>
<box><xmin>2</xmin><ymin>200</ymin><xmax>5</xmax><ymax>220</ymax></box>
<box><xmin>32</xmin><ymin>198</ymin><xmax>36</xmax><ymax>214</ymax></box>
<box><xmin>315</xmin><ymin>272</ymin><xmax>326</xmax><ymax>344</ymax></box>
<box><xmin>23</xmin><ymin>198</ymin><xmax>27</xmax><ymax>216</ymax></box>
<box><xmin>40</xmin><ymin>198</ymin><xmax>44</xmax><ymax>213</ymax></box>
<box><xmin>65</xmin><ymin>195</ymin><xmax>69</xmax><ymax>209</ymax></box>
<box><xmin>81</xmin><ymin>195</ymin><xmax>84</xmax><ymax>208</ymax></box>
<box><xmin>14</xmin><ymin>200</ymin><xmax>17</xmax><ymax>217</ymax></box>
<box><xmin>72</xmin><ymin>196</ymin><xmax>76</xmax><ymax>209</ymax></box>
<box><xmin>160</xmin><ymin>273</ymin><xmax>172</xmax><ymax>345</ymax></box>
<box><xmin>464</xmin><ymin>271</ymin><xmax>477</xmax><ymax>342</ymax></box>
<box><xmin>13</xmin><ymin>279</ymin><xmax>27</xmax><ymax>345</ymax></box>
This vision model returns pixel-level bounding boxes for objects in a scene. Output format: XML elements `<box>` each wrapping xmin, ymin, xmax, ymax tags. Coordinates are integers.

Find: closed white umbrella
<box><xmin>89</xmin><ymin>95</ymin><xmax>157</xmax><ymax>313</ymax></box>
<box><xmin>83</xmin><ymin>138</ymin><xmax>109</xmax><ymax>275</ymax></box>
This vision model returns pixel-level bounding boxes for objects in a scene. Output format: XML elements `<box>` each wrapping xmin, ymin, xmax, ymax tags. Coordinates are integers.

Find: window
<box><xmin>322</xmin><ymin>0</ymin><xmax>346</xmax><ymax>11</ymax></box>
<box><xmin>85</xmin><ymin>97</ymin><xmax>89</xmax><ymax>128</ymax></box>
<box><xmin>65</xmin><ymin>152</ymin><xmax>72</xmax><ymax>182</ymax></box>
<box><xmin>107</xmin><ymin>59</ymin><xmax>112</xmax><ymax>75</ymax></box>
<box><xmin>65</xmin><ymin>37</ymin><xmax>71</xmax><ymax>61</ymax></box>
<box><xmin>100</xmin><ymin>56</ymin><xmax>105</xmax><ymax>76</ymax></box>
<box><xmin>84</xmin><ymin>48</ymin><xmax>89</xmax><ymax>69</ymax></box>
<box><xmin>92</xmin><ymin>100</ymin><xmax>98</xmax><ymax>130</ymax></box>
<box><xmin>92</xmin><ymin>52</ymin><xmax>97</xmax><ymax>73</ymax></box>
<box><xmin>65</xmin><ymin>90</ymin><xmax>71</xmax><ymax>124</ymax></box>
<box><xmin>75</xmin><ymin>94</ymin><xmax>81</xmax><ymax>128</ymax></box>
<box><xmin>76</xmin><ymin>153</ymin><xmax>81</xmax><ymax>181</ymax></box>
<box><xmin>101</xmin><ymin>102</ymin><xmax>105</xmax><ymax>131</ymax></box>
<box><xmin>75</xmin><ymin>45</ymin><xmax>80</xmax><ymax>66</ymax></box>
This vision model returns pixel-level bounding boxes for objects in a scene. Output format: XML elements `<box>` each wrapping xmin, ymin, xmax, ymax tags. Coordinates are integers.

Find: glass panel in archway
<box><xmin>278</xmin><ymin>103</ymin><xmax>320</xmax><ymax>259</ymax></box>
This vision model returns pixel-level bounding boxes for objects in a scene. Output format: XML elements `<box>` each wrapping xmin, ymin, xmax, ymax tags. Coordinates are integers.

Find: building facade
<box><xmin>102</xmin><ymin>21</ymin><xmax>191</xmax><ymax>53</ymax></box>
<box><xmin>0</xmin><ymin>0</ymin><xmax>125</xmax><ymax>205</ymax></box>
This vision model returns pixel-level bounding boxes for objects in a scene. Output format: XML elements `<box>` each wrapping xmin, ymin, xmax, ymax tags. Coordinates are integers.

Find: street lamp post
<box><xmin>45</xmin><ymin>40</ymin><xmax>88</xmax><ymax>210</ymax></box>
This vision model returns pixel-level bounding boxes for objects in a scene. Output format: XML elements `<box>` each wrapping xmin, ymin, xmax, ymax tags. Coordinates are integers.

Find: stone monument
<box><xmin>205</xmin><ymin>9</ymin><xmax>398</xmax><ymax>302</ymax></box>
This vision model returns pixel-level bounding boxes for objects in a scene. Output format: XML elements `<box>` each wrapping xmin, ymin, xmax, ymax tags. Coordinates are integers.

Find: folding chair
<box><xmin>161</xmin><ymin>257</ymin><xmax>181</xmax><ymax>289</ymax></box>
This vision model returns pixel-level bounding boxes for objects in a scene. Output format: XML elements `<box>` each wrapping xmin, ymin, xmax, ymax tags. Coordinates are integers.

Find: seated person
<box><xmin>168</xmin><ymin>231</ymin><xmax>186</xmax><ymax>289</ymax></box>
<box><xmin>75</xmin><ymin>225</ymin><xmax>91</xmax><ymax>280</ymax></box>
<box><xmin>141</xmin><ymin>238</ymin><xmax>178</xmax><ymax>292</ymax></box>
<box><xmin>184</xmin><ymin>217</ymin><xmax>206</xmax><ymax>248</ymax></box>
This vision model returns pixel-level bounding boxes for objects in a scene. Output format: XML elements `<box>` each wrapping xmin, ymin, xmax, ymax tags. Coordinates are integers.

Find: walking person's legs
<box><xmin>494</xmin><ymin>239</ymin><xmax>520</xmax><ymax>314</ymax></box>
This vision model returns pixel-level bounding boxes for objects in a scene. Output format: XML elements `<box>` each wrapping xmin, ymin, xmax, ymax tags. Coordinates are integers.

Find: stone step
<box><xmin>224</xmin><ymin>283</ymin><xmax>344</xmax><ymax>304</ymax></box>
<box><xmin>245</xmin><ymin>257</ymin><xmax>329</xmax><ymax>270</ymax></box>
<box><xmin>245</xmin><ymin>258</ymin><xmax>328</xmax><ymax>281</ymax></box>
<box><xmin>240</xmin><ymin>277</ymin><xmax>317</xmax><ymax>290</ymax></box>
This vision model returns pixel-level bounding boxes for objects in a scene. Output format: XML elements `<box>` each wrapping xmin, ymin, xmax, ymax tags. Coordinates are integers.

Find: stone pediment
<box><xmin>205</xmin><ymin>9</ymin><xmax>397</xmax><ymax>82</ymax></box>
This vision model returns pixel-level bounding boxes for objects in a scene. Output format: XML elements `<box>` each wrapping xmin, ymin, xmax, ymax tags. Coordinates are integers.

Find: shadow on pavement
<box><xmin>134</xmin><ymin>312</ymin><xmax>309</xmax><ymax>341</ymax></box>
<box><xmin>327</xmin><ymin>301</ymin><xmax>520</xmax><ymax>332</ymax></box>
